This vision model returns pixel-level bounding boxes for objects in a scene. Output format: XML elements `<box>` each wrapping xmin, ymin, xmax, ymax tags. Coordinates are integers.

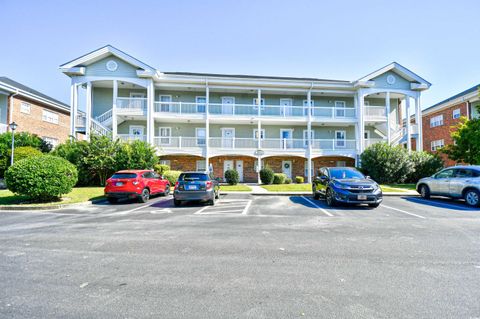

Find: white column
<box><xmin>72</xmin><ymin>83</ymin><xmax>79</xmax><ymax>139</ymax></box>
<box><xmin>415</xmin><ymin>94</ymin><xmax>422</xmax><ymax>151</ymax></box>
<box><xmin>205</xmin><ymin>84</ymin><xmax>210</xmax><ymax>170</ymax></box>
<box><xmin>358</xmin><ymin>91</ymin><xmax>365</xmax><ymax>153</ymax></box>
<box><xmin>257</xmin><ymin>89</ymin><xmax>262</xmax><ymax>184</ymax></box>
<box><xmin>85</xmin><ymin>82</ymin><xmax>92</xmax><ymax>140</ymax></box>
<box><xmin>147</xmin><ymin>80</ymin><xmax>155</xmax><ymax>144</ymax></box>
<box><xmin>69</xmin><ymin>81</ymin><xmax>76</xmax><ymax>139</ymax></box>
<box><xmin>385</xmin><ymin>91</ymin><xmax>391</xmax><ymax>144</ymax></box>
<box><xmin>405</xmin><ymin>96</ymin><xmax>412</xmax><ymax>153</ymax></box>
<box><xmin>307</xmin><ymin>89</ymin><xmax>313</xmax><ymax>184</ymax></box>
<box><xmin>112</xmin><ymin>80</ymin><xmax>118</xmax><ymax>139</ymax></box>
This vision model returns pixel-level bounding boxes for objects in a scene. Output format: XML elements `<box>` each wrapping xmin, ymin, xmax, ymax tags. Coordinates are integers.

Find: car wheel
<box><xmin>174</xmin><ymin>199</ymin><xmax>181</xmax><ymax>207</ymax></box>
<box><xmin>368</xmin><ymin>203</ymin><xmax>380</xmax><ymax>208</ymax></box>
<box><xmin>162</xmin><ymin>185</ymin><xmax>170</xmax><ymax>196</ymax></box>
<box><xmin>325</xmin><ymin>188</ymin><xmax>337</xmax><ymax>207</ymax></box>
<box><xmin>139</xmin><ymin>188</ymin><xmax>150</xmax><ymax>203</ymax></box>
<box><xmin>313</xmin><ymin>186</ymin><xmax>320</xmax><ymax>200</ymax></box>
<box><xmin>419</xmin><ymin>184</ymin><xmax>430</xmax><ymax>199</ymax></box>
<box><xmin>107</xmin><ymin>198</ymin><xmax>118</xmax><ymax>204</ymax></box>
<box><xmin>464</xmin><ymin>189</ymin><xmax>480</xmax><ymax>207</ymax></box>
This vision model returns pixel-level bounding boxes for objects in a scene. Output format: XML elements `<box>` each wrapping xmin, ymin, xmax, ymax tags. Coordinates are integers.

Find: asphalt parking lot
<box><xmin>1</xmin><ymin>194</ymin><xmax>479</xmax><ymax>318</ymax></box>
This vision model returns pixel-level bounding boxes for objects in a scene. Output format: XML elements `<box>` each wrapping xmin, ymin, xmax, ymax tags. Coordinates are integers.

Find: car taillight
<box><xmin>175</xmin><ymin>182</ymin><xmax>179</xmax><ymax>188</ymax></box>
<box><xmin>206</xmin><ymin>181</ymin><xmax>213</xmax><ymax>190</ymax></box>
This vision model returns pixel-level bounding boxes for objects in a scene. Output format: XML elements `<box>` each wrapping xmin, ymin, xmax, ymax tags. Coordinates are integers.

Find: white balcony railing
<box><xmin>152</xmin><ymin>102</ymin><xmax>356</xmax><ymax>119</ymax></box>
<box><xmin>117</xmin><ymin>98</ymin><xmax>147</xmax><ymax>113</ymax></box>
<box><xmin>118</xmin><ymin>134</ymin><xmax>147</xmax><ymax>142</ymax></box>
<box><xmin>364</xmin><ymin>106</ymin><xmax>386</xmax><ymax>119</ymax></box>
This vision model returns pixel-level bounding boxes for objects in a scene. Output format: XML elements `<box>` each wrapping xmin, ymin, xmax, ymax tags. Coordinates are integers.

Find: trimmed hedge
<box><xmin>9</xmin><ymin>146</ymin><xmax>42</xmax><ymax>163</ymax></box>
<box><xmin>5</xmin><ymin>155</ymin><xmax>78</xmax><ymax>202</ymax></box>
<box><xmin>295</xmin><ymin>176</ymin><xmax>304</xmax><ymax>184</ymax></box>
<box><xmin>407</xmin><ymin>151</ymin><xmax>444</xmax><ymax>183</ymax></box>
<box><xmin>224</xmin><ymin>169</ymin><xmax>239</xmax><ymax>185</ymax></box>
<box><xmin>273</xmin><ymin>173</ymin><xmax>287</xmax><ymax>184</ymax></box>
<box><xmin>285</xmin><ymin>178</ymin><xmax>292</xmax><ymax>184</ymax></box>
<box><xmin>164</xmin><ymin>170</ymin><xmax>182</xmax><ymax>186</ymax></box>
<box><xmin>260</xmin><ymin>167</ymin><xmax>274</xmax><ymax>185</ymax></box>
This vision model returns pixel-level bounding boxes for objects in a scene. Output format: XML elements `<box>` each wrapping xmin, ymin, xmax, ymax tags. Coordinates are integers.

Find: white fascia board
<box><xmin>136</xmin><ymin>69</ymin><xmax>155</xmax><ymax>78</ymax></box>
<box><xmin>422</xmin><ymin>91</ymin><xmax>479</xmax><ymax>115</ymax></box>
<box><xmin>358</xmin><ymin>62</ymin><xmax>431</xmax><ymax>88</ymax></box>
<box><xmin>410</xmin><ymin>83</ymin><xmax>429</xmax><ymax>91</ymax></box>
<box><xmin>60</xmin><ymin>67</ymin><xmax>86</xmax><ymax>76</ymax></box>
<box><xmin>353</xmin><ymin>80</ymin><xmax>375</xmax><ymax>88</ymax></box>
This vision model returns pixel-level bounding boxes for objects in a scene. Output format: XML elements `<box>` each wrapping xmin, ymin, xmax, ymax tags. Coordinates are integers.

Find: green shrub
<box><xmin>407</xmin><ymin>151</ymin><xmax>444</xmax><ymax>183</ymax></box>
<box><xmin>260</xmin><ymin>167</ymin><xmax>274</xmax><ymax>185</ymax></box>
<box><xmin>115</xmin><ymin>140</ymin><xmax>158</xmax><ymax>171</ymax></box>
<box><xmin>285</xmin><ymin>178</ymin><xmax>292</xmax><ymax>184</ymax></box>
<box><xmin>9</xmin><ymin>146</ymin><xmax>42</xmax><ymax>163</ymax></box>
<box><xmin>224</xmin><ymin>169</ymin><xmax>239</xmax><ymax>185</ymax></box>
<box><xmin>52</xmin><ymin>139</ymin><xmax>94</xmax><ymax>186</ymax></box>
<box><xmin>360</xmin><ymin>142</ymin><xmax>414</xmax><ymax>184</ymax></box>
<box><xmin>164</xmin><ymin>170</ymin><xmax>182</xmax><ymax>186</ymax></box>
<box><xmin>5</xmin><ymin>155</ymin><xmax>78</xmax><ymax>202</ymax></box>
<box><xmin>295</xmin><ymin>176</ymin><xmax>304</xmax><ymax>183</ymax></box>
<box><xmin>154</xmin><ymin>164</ymin><xmax>171</xmax><ymax>175</ymax></box>
<box><xmin>273</xmin><ymin>173</ymin><xmax>287</xmax><ymax>184</ymax></box>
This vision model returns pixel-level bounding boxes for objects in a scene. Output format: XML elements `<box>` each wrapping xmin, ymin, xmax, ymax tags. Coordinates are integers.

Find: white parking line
<box><xmin>242</xmin><ymin>200</ymin><xmax>252</xmax><ymax>215</ymax></box>
<box><xmin>104</xmin><ymin>202</ymin><xmax>154</xmax><ymax>216</ymax></box>
<box><xmin>381</xmin><ymin>204</ymin><xmax>426</xmax><ymax>219</ymax></box>
<box><xmin>409</xmin><ymin>197</ymin><xmax>477</xmax><ymax>211</ymax></box>
<box><xmin>301</xmin><ymin>196</ymin><xmax>333</xmax><ymax>217</ymax></box>
<box><xmin>199</xmin><ymin>210</ymin><xmax>245</xmax><ymax>214</ymax></box>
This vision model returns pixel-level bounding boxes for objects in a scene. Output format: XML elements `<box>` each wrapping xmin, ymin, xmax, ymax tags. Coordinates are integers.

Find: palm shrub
<box><xmin>260</xmin><ymin>167</ymin><xmax>274</xmax><ymax>185</ymax></box>
<box><xmin>273</xmin><ymin>173</ymin><xmax>287</xmax><ymax>184</ymax></box>
<box><xmin>164</xmin><ymin>170</ymin><xmax>182</xmax><ymax>186</ymax></box>
<box><xmin>407</xmin><ymin>151</ymin><xmax>444</xmax><ymax>183</ymax></box>
<box><xmin>224</xmin><ymin>169</ymin><xmax>239</xmax><ymax>185</ymax></box>
<box><xmin>5</xmin><ymin>155</ymin><xmax>78</xmax><ymax>202</ymax></box>
<box><xmin>360</xmin><ymin>142</ymin><xmax>414</xmax><ymax>184</ymax></box>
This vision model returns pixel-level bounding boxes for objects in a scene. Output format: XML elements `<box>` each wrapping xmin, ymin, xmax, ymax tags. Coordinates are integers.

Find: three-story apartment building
<box><xmin>60</xmin><ymin>45</ymin><xmax>430</xmax><ymax>182</ymax></box>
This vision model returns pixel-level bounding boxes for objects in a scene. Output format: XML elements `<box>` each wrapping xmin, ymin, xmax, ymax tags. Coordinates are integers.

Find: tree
<box><xmin>83</xmin><ymin>135</ymin><xmax>122</xmax><ymax>186</ymax></box>
<box><xmin>442</xmin><ymin>117</ymin><xmax>480</xmax><ymax>164</ymax></box>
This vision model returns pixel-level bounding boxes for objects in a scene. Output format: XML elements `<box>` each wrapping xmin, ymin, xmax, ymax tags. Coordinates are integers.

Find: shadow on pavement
<box><xmin>289</xmin><ymin>195</ymin><xmax>375</xmax><ymax>211</ymax></box>
<box><xmin>404</xmin><ymin>196</ymin><xmax>479</xmax><ymax>211</ymax></box>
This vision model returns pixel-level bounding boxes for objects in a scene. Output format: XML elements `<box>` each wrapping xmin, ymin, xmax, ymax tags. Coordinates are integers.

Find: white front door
<box><xmin>129</xmin><ymin>126</ymin><xmax>144</xmax><ymax>141</ymax></box>
<box><xmin>224</xmin><ymin>160</ymin><xmax>234</xmax><ymax>177</ymax></box>
<box><xmin>280</xmin><ymin>129</ymin><xmax>293</xmax><ymax>149</ymax></box>
<box><xmin>280</xmin><ymin>98</ymin><xmax>293</xmax><ymax>116</ymax></box>
<box><xmin>282</xmin><ymin>161</ymin><xmax>292</xmax><ymax>179</ymax></box>
<box><xmin>196</xmin><ymin>96</ymin><xmax>206</xmax><ymax>113</ymax></box>
<box><xmin>236</xmin><ymin>160</ymin><xmax>244</xmax><ymax>182</ymax></box>
<box><xmin>222</xmin><ymin>128</ymin><xmax>235</xmax><ymax>148</ymax></box>
<box><xmin>221</xmin><ymin>97</ymin><xmax>235</xmax><ymax>114</ymax></box>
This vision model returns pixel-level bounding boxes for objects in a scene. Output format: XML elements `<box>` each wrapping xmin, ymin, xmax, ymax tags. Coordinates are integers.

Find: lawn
<box><xmin>0</xmin><ymin>187</ymin><xmax>105</xmax><ymax>206</ymax></box>
<box><xmin>220</xmin><ymin>184</ymin><xmax>252</xmax><ymax>191</ymax></box>
<box><xmin>380</xmin><ymin>184</ymin><xmax>417</xmax><ymax>193</ymax></box>
<box><xmin>261</xmin><ymin>184</ymin><xmax>312</xmax><ymax>192</ymax></box>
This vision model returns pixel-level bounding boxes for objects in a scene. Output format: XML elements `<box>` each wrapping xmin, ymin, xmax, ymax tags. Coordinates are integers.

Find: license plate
<box><xmin>115</xmin><ymin>182</ymin><xmax>123</xmax><ymax>186</ymax></box>
<box><xmin>357</xmin><ymin>195</ymin><xmax>367</xmax><ymax>200</ymax></box>
<box><xmin>186</xmin><ymin>185</ymin><xmax>198</xmax><ymax>190</ymax></box>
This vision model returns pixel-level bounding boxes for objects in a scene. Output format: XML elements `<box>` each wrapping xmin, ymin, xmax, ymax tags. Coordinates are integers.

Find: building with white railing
<box><xmin>60</xmin><ymin>45</ymin><xmax>430</xmax><ymax>183</ymax></box>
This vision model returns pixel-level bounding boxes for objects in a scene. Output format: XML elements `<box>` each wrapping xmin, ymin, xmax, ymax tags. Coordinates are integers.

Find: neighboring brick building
<box><xmin>0</xmin><ymin>77</ymin><xmax>71</xmax><ymax>146</ymax></box>
<box><xmin>422</xmin><ymin>84</ymin><xmax>479</xmax><ymax>166</ymax></box>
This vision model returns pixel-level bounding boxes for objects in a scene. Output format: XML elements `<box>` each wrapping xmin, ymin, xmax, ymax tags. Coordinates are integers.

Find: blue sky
<box><xmin>1</xmin><ymin>0</ymin><xmax>479</xmax><ymax>109</ymax></box>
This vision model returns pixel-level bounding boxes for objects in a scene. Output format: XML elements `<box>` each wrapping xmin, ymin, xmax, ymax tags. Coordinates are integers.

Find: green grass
<box><xmin>261</xmin><ymin>184</ymin><xmax>312</xmax><ymax>192</ymax></box>
<box><xmin>220</xmin><ymin>184</ymin><xmax>252</xmax><ymax>191</ymax></box>
<box><xmin>380</xmin><ymin>184</ymin><xmax>416</xmax><ymax>193</ymax></box>
<box><xmin>0</xmin><ymin>187</ymin><xmax>105</xmax><ymax>206</ymax></box>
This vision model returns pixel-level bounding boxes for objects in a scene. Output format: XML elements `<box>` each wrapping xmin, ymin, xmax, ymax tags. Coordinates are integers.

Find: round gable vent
<box><xmin>106</xmin><ymin>60</ymin><xmax>118</xmax><ymax>72</ymax></box>
<box><xmin>386</xmin><ymin>74</ymin><xmax>396</xmax><ymax>85</ymax></box>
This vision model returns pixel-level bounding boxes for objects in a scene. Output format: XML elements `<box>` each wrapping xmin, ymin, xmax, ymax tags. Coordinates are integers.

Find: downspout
<box><xmin>9</xmin><ymin>90</ymin><xmax>19</xmax><ymax>130</ymax></box>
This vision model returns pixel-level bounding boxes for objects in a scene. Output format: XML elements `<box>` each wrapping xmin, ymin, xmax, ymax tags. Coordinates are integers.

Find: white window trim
<box><xmin>42</xmin><ymin>109</ymin><xmax>59</xmax><ymax>125</ymax></box>
<box><xmin>280</xmin><ymin>98</ymin><xmax>293</xmax><ymax>105</ymax></box>
<box><xmin>431</xmin><ymin>139</ymin><xmax>444</xmax><ymax>151</ymax></box>
<box><xmin>334</xmin><ymin>101</ymin><xmax>346</xmax><ymax>117</ymax></box>
<box><xmin>336</xmin><ymin>161</ymin><xmax>347</xmax><ymax>167</ymax></box>
<box><xmin>159</xmin><ymin>94</ymin><xmax>172</xmax><ymax>101</ymax></box>
<box><xmin>452</xmin><ymin>108</ymin><xmax>461</xmax><ymax>119</ymax></box>
<box><xmin>280</xmin><ymin>129</ymin><xmax>293</xmax><ymax>139</ymax></box>
<box><xmin>159</xmin><ymin>159</ymin><xmax>171</xmax><ymax>166</ymax></box>
<box><xmin>130</xmin><ymin>92</ymin><xmax>145</xmax><ymax>98</ymax></box>
<box><xmin>253</xmin><ymin>128</ymin><xmax>265</xmax><ymax>140</ymax></box>
<box><xmin>20</xmin><ymin>102</ymin><xmax>31</xmax><ymax>114</ymax></box>
<box><xmin>196</xmin><ymin>160</ymin><xmax>206</xmax><ymax>171</ymax></box>
<box><xmin>303</xmin><ymin>129</ymin><xmax>315</xmax><ymax>147</ymax></box>
<box><xmin>221</xmin><ymin>96</ymin><xmax>235</xmax><ymax>104</ymax></box>
<box><xmin>196</xmin><ymin>96</ymin><xmax>206</xmax><ymax>112</ymax></box>
<box><xmin>158</xmin><ymin>127</ymin><xmax>172</xmax><ymax>145</ymax></box>
<box><xmin>129</xmin><ymin>125</ymin><xmax>145</xmax><ymax>136</ymax></box>
<box><xmin>196</xmin><ymin>127</ymin><xmax>206</xmax><ymax>146</ymax></box>
<box><xmin>364</xmin><ymin>130</ymin><xmax>371</xmax><ymax>140</ymax></box>
<box><xmin>430</xmin><ymin>114</ymin><xmax>444</xmax><ymax>127</ymax></box>
<box><xmin>335</xmin><ymin>130</ymin><xmax>346</xmax><ymax>148</ymax></box>
<box><xmin>303</xmin><ymin>99</ymin><xmax>314</xmax><ymax>116</ymax></box>
<box><xmin>253</xmin><ymin>98</ymin><xmax>265</xmax><ymax>110</ymax></box>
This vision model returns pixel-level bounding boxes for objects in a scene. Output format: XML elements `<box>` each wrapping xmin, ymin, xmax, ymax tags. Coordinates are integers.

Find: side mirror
<box><xmin>366</xmin><ymin>175</ymin><xmax>371</xmax><ymax>180</ymax></box>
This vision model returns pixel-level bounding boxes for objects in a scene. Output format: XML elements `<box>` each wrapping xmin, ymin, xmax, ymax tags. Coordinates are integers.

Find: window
<box><xmin>303</xmin><ymin>100</ymin><xmax>314</xmax><ymax>116</ymax></box>
<box><xmin>159</xmin><ymin>95</ymin><xmax>172</xmax><ymax>112</ymax></box>
<box><xmin>335</xmin><ymin>130</ymin><xmax>346</xmax><ymax>148</ymax></box>
<box><xmin>196</xmin><ymin>160</ymin><xmax>206</xmax><ymax>171</ymax></box>
<box><xmin>158</xmin><ymin>127</ymin><xmax>171</xmax><ymax>145</ymax></box>
<box><xmin>452</xmin><ymin>109</ymin><xmax>461</xmax><ymax>119</ymax></box>
<box><xmin>454</xmin><ymin>169</ymin><xmax>475</xmax><ymax>178</ymax></box>
<box><xmin>431</xmin><ymin>139</ymin><xmax>444</xmax><ymax>151</ymax></box>
<box><xmin>336</xmin><ymin>161</ymin><xmax>346</xmax><ymax>167</ymax></box>
<box><xmin>43</xmin><ymin>136</ymin><xmax>58</xmax><ymax>147</ymax></box>
<box><xmin>253</xmin><ymin>129</ymin><xmax>265</xmax><ymax>140</ymax></box>
<box><xmin>303</xmin><ymin>130</ymin><xmax>315</xmax><ymax>147</ymax></box>
<box><xmin>253</xmin><ymin>98</ymin><xmax>265</xmax><ymax>110</ymax></box>
<box><xmin>334</xmin><ymin>101</ymin><xmax>346</xmax><ymax>117</ymax></box>
<box><xmin>42</xmin><ymin>110</ymin><xmax>59</xmax><ymax>124</ymax></box>
<box><xmin>196</xmin><ymin>128</ymin><xmax>206</xmax><ymax>146</ymax></box>
<box><xmin>435</xmin><ymin>169</ymin><xmax>454</xmax><ymax>179</ymax></box>
<box><xmin>304</xmin><ymin>161</ymin><xmax>314</xmax><ymax>178</ymax></box>
<box><xmin>430</xmin><ymin>115</ymin><xmax>444</xmax><ymax>127</ymax></box>
<box><xmin>20</xmin><ymin>102</ymin><xmax>31</xmax><ymax>114</ymax></box>
<box><xmin>159</xmin><ymin>159</ymin><xmax>171</xmax><ymax>166</ymax></box>
<box><xmin>196</xmin><ymin>96</ymin><xmax>206</xmax><ymax>113</ymax></box>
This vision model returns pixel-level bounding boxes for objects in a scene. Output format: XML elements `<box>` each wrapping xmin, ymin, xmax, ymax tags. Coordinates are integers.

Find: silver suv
<box><xmin>416</xmin><ymin>166</ymin><xmax>480</xmax><ymax>207</ymax></box>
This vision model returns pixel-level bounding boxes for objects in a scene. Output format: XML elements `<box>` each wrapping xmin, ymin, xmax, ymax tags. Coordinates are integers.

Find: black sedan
<box><xmin>312</xmin><ymin>167</ymin><xmax>382</xmax><ymax>208</ymax></box>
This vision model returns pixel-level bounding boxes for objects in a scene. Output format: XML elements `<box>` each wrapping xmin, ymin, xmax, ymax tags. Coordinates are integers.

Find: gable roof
<box><xmin>357</xmin><ymin>62</ymin><xmax>431</xmax><ymax>87</ymax></box>
<box><xmin>0</xmin><ymin>77</ymin><xmax>69</xmax><ymax>111</ymax></box>
<box><xmin>59</xmin><ymin>45</ymin><xmax>156</xmax><ymax>74</ymax></box>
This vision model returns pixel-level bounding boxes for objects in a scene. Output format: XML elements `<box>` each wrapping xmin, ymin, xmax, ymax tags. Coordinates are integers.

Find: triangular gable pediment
<box><xmin>357</xmin><ymin>62</ymin><xmax>431</xmax><ymax>89</ymax></box>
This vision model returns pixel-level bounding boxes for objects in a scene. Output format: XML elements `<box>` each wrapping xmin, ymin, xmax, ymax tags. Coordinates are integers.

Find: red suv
<box><xmin>104</xmin><ymin>170</ymin><xmax>170</xmax><ymax>203</ymax></box>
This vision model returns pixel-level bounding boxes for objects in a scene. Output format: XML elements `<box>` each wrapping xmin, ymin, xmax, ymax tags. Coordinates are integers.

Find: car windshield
<box><xmin>111</xmin><ymin>173</ymin><xmax>137</xmax><ymax>179</ymax></box>
<box><xmin>180</xmin><ymin>173</ymin><xmax>208</xmax><ymax>181</ymax></box>
<box><xmin>329</xmin><ymin>168</ymin><xmax>365</xmax><ymax>180</ymax></box>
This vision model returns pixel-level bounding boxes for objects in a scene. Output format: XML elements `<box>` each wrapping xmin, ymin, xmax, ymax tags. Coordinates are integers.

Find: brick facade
<box><xmin>422</xmin><ymin>101</ymin><xmax>468</xmax><ymax>166</ymax></box>
<box><xmin>160</xmin><ymin>154</ymin><xmax>355</xmax><ymax>183</ymax></box>
<box><xmin>8</xmin><ymin>95</ymin><xmax>70</xmax><ymax>144</ymax></box>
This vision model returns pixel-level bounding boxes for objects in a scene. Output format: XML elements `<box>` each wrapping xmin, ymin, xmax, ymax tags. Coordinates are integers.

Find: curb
<box><xmin>0</xmin><ymin>198</ymin><xmax>107</xmax><ymax>211</ymax></box>
<box><xmin>220</xmin><ymin>191</ymin><xmax>419</xmax><ymax>197</ymax></box>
